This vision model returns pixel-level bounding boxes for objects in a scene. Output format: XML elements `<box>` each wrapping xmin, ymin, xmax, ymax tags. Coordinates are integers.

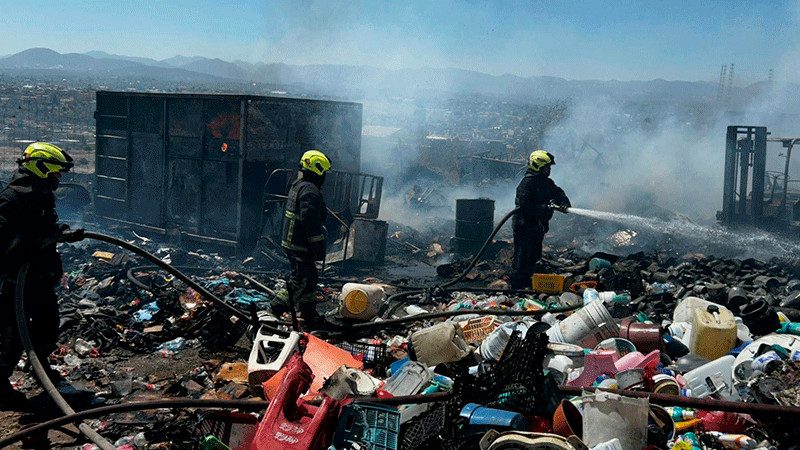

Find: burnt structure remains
<box><xmin>94</xmin><ymin>91</ymin><xmax>382</xmax><ymax>256</ymax></box>
<box><xmin>719</xmin><ymin>125</ymin><xmax>800</xmax><ymax>232</ymax></box>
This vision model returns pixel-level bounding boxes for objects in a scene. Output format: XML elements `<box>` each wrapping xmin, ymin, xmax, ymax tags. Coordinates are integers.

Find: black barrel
<box><xmin>453</xmin><ymin>198</ymin><xmax>495</xmax><ymax>254</ymax></box>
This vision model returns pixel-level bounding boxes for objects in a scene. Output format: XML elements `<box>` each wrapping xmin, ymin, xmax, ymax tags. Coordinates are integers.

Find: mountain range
<box><xmin>0</xmin><ymin>47</ymin><xmax>784</xmax><ymax>105</ymax></box>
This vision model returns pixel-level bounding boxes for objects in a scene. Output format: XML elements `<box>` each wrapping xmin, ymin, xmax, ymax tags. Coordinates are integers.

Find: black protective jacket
<box><xmin>0</xmin><ymin>171</ymin><xmax>63</xmax><ymax>280</ymax></box>
<box><xmin>280</xmin><ymin>176</ymin><xmax>327</xmax><ymax>261</ymax></box>
<box><xmin>513</xmin><ymin>168</ymin><xmax>571</xmax><ymax>235</ymax></box>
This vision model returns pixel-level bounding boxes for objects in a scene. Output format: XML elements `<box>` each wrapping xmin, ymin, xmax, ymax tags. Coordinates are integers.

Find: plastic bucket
<box><xmin>548</xmin><ymin>300</ymin><xmax>619</xmax><ymax>348</ymax></box>
<box><xmin>618</xmin><ymin>319</ymin><xmax>665</xmax><ymax>354</ymax></box>
<box><xmin>582</xmin><ymin>391</ymin><xmax>648</xmax><ymax>450</ymax></box>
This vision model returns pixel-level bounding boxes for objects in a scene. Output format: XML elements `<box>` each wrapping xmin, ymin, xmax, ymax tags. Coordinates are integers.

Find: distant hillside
<box><xmin>0</xmin><ymin>47</ymin><xmax>789</xmax><ymax>105</ymax></box>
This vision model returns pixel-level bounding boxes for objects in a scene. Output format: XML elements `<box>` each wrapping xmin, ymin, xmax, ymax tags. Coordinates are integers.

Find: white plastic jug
<box><xmin>339</xmin><ymin>283</ymin><xmax>385</xmax><ymax>320</ymax></box>
<box><xmin>673</xmin><ymin>296</ymin><xmax>729</xmax><ymax>323</ymax></box>
<box><xmin>683</xmin><ymin>354</ymin><xmax>739</xmax><ymax>401</ymax></box>
<box><xmin>411</xmin><ymin>322</ymin><xmax>471</xmax><ymax>366</ymax></box>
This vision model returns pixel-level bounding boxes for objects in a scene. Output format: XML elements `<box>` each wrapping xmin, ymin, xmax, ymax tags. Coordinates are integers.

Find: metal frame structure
<box><xmin>719</xmin><ymin>125</ymin><xmax>800</xmax><ymax>229</ymax></box>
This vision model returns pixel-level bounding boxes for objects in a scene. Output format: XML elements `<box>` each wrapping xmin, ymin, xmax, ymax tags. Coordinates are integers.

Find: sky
<box><xmin>2</xmin><ymin>0</ymin><xmax>800</xmax><ymax>84</ymax></box>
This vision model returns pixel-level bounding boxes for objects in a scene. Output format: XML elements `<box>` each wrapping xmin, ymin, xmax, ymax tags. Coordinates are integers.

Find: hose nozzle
<box><xmin>548</xmin><ymin>202</ymin><xmax>569</xmax><ymax>213</ymax></box>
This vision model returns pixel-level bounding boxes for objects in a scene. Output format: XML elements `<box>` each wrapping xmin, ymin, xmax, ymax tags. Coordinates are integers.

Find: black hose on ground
<box><xmin>83</xmin><ymin>232</ymin><xmax>290</xmax><ymax>338</ymax></box>
<box><xmin>15</xmin><ymin>258</ymin><xmax>116</xmax><ymax>450</ymax></box>
<box><xmin>0</xmin><ymin>392</ymin><xmax>456</xmax><ymax>447</ymax></box>
<box><xmin>347</xmin><ymin>302</ymin><xmax>582</xmax><ymax>330</ymax></box>
<box><xmin>373</xmin><ymin>207</ymin><xmax>524</xmax><ymax>322</ymax></box>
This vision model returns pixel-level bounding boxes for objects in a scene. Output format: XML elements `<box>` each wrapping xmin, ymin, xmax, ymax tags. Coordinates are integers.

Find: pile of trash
<box><xmin>7</xmin><ymin>235</ymin><xmax>800</xmax><ymax>450</ymax></box>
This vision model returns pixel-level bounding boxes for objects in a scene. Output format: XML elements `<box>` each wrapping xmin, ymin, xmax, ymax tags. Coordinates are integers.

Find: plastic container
<box><xmin>533</xmin><ymin>273</ymin><xmax>566</xmax><ymax>293</ymax></box>
<box><xmin>479</xmin><ymin>321</ymin><xmax>529</xmax><ymax>361</ymax></box>
<box><xmin>247</xmin><ymin>329</ymin><xmax>301</xmax><ymax>392</ymax></box>
<box><xmin>597</xmin><ymin>291</ymin><xmax>616</xmax><ymax>303</ymax></box>
<box><xmin>673</xmin><ymin>297</ymin><xmax>728</xmax><ymax>323</ymax></box>
<box><xmin>582</xmin><ymin>390</ymin><xmax>649</xmax><ymax>450</ymax></box>
<box><xmin>335</xmin><ymin>341</ymin><xmax>387</xmax><ymax>374</ymax></box>
<box><xmin>652</xmin><ymin>374</ymin><xmax>681</xmax><ymax>396</ymax></box>
<box><xmin>547</xmin><ymin>300</ymin><xmax>619</xmax><ymax>348</ymax></box>
<box><xmin>410</xmin><ymin>322</ymin><xmax>470</xmax><ymax>366</ymax></box>
<box><xmin>683</xmin><ymin>355</ymin><xmax>739</xmax><ymax>401</ymax></box>
<box><xmin>583</xmin><ymin>288</ymin><xmax>599</xmax><ymax>305</ymax></box>
<box><xmin>739</xmin><ymin>298</ymin><xmax>780</xmax><ymax>337</ymax></box>
<box><xmin>459</xmin><ymin>403</ymin><xmax>528</xmax><ymax>432</ymax></box>
<box><xmin>250</xmin><ymin>354</ymin><xmax>342</xmax><ymax>450</ymax></box>
<box><xmin>460</xmin><ymin>316</ymin><xmax>497</xmax><ymax>344</ymax></box>
<box><xmin>618</xmin><ymin>319</ymin><xmax>665</xmax><ymax>354</ymax></box>
<box><xmin>615</xmin><ymin>368</ymin><xmax>645</xmax><ymax>390</ymax></box>
<box><xmin>544</xmin><ymin>342</ymin><xmax>585</xmax><ymax>377</ymax></box>
<box><xmin>339</xmin><ymin>283</ymin><xmax>385</xmax><ymax>321</ymax></box>
<box><xmin>689</xmin><ymin>305</ymin><xmax>736</xmax><ymax>361</ymax></box>
<box><xmin>552</xmin><ymin>399</ymin><xmax>583</xmax><ymax>439</ymax></box>
<box><xmin>667</xmin><ymin>322</ymin><xmax>690</xmax><ymax>340</ymax></box>
<box><xmin>333</xmin><ymin>403</ymin><xmax>399</xmax><ymax>450</ymax></box>
<box><xmin>590</xmin><ymin>438</ymin><xmax>623</xmax><ymax>450</ymax></box>
<box><xmin>566</xmin><ymin>350</ymin><xmax>618</xmax><ymax>388</ymax></box>
<box><xmin>381</xmin><ymin>361</ymin><xmax>432</xmax><ymax>397</ymax></box>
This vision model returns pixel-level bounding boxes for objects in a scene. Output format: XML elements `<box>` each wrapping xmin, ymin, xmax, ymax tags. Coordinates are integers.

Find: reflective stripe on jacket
<box><xmin>280</xmin><ymin>178</ymin><xmax>327</xmax><ymax>260</ymax></box>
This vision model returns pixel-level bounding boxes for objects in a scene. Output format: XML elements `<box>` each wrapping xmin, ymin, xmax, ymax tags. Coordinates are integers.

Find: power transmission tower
<box><xmin>725</xmin><ymin>63</ymin><xmax>735</xmax><ymax>106</ymax></box>
<box><xmin>716</xmin><ymin>64</ymin><xmax>727</xmax><ymax>105</ymax></box>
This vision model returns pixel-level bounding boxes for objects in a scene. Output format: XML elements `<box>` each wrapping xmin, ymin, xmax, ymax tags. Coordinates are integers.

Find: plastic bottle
<box><xmin>665</xmin><ymin>406</ymin><xmax>695</xmax><ymax>421</ymax></box>
<box><xmin>676</xmin><ymin>432</ymin><xmax>702</xmax><ymax>450</ymax></box>
<box><xmin>778</xmin><ymin>322</ymin><xmax>800</xmax><ymax>335</ymax></box>
<box><xmin>706</xmin><ymin>432</ymin><xmax>758</xmax><ymax>449</ymax></box>
<box><xmin>751</xmin><ymin>350</ymin><xmax>782</xmax><ymax>373</ymax></box>
<box><xmin>583</xmin><ymin>288</ymin><xmax>599</xmax><ymax>305</ymax></box>
<box><xmin>405</xmin><ymin>305</ymin><xmax>427</xmax><ymax>316</ymax></box>
<box><xmin>597</xmin><ymin>291</ymin><xmax>616</xmax><ymax>304</ymax></box>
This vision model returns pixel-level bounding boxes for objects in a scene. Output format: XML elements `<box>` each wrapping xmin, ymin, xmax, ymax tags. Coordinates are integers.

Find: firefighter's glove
<box><xmin>61</xmin><ymin>228</ymin><xmax>86</xmax><ymax>243</ymax></box>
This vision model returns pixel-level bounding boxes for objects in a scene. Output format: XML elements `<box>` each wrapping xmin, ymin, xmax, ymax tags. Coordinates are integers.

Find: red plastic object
<box><xmin>303</xmin><ymin>333</ymin><xmax>363</xmax><ymax>393</ymax></box>
<box><xmin>374</xmin><ymin>389</ymin><xmax>393</xmax><ymax>399</ymax></box>
<box><xmin>250</xmin><ymin>353</ymin><xmax>342</xmax><ymax>450</ymax></box>
<box><xmin>696</xmin><ymin>410</ymin><xmax>757</xmax><ymax>434</ymax></box>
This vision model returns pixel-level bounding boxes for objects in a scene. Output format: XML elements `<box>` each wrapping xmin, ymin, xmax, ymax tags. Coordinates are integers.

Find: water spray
<box><xmin>566</xmin><ymin>207</ymin><xmax>800</xmax><ymax>259</ymax></box>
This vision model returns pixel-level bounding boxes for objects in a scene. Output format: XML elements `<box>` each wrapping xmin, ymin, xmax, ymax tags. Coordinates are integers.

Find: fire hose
<box><xmin>15</xmin><ymin>253</ymin><xmax>116</xmax><ymax>450</ymax></box>
<box><xmin>11</xmin><ymin>231</ymin><xmax>294</xmax><ymax>448</ymax></box>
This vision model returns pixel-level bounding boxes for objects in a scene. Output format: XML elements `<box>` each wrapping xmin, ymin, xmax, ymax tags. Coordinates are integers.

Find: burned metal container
<box><xmin>94</xmin><ymin>91</ymin><xmax>378</xmax><ymax>254</ymax></box>
<box><xmin>453</xmin><ymin>198</ymin><xmax>495</xmax><ymax>254</ymax></box>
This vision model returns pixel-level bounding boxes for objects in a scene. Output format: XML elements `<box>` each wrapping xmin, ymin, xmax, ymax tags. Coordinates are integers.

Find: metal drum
<box><xmin>453</xmin><ymin>198</ymin><xmax>494</xmax><ymax>254</ymax></box>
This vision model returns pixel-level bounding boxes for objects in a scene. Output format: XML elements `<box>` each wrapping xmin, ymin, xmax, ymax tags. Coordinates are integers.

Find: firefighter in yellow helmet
<box><xmin>0</xmin><ymin>143</ymin><xmax>84</xmax><ymax>405</ymax></box>
<box><xmin>275</xmin><ymin>150</ymin><xmax>331</xmax><ymax>329</ymax></box>
<box><xmin>508</xmin><ymin>150</ymin><xmax>570</xmax><ymax>289</ymax></box>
